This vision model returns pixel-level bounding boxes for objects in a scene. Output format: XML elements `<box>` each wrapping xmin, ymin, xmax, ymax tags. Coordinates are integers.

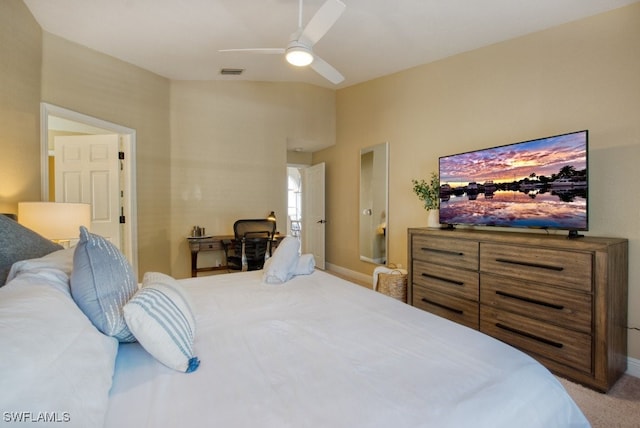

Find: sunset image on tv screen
<box><xmin>438</xmin><ymin>130</ymin><xmax>588</xmax><ymax>231</ymax></box>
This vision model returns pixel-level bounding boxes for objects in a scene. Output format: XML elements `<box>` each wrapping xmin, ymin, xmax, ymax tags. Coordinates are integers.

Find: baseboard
<box><xmin>324</xmin><ymin>263</ymin><xmax>373</xmax><ymax>288</ymax></box>
<box><xmin>627</xmin><ymin>356</ymin><xmax>640</xmax><ymax>378</ymax></box>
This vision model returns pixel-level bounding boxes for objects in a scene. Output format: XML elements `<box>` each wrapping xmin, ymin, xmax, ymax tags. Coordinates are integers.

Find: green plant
<box><xmin>412</xmin><ymin>172</ymin><xmax>440</xmax><ymax>211</ymax></box>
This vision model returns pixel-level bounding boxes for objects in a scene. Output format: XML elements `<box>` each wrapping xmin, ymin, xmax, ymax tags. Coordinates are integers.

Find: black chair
<box><xmin>223</xmin><ymin>219</ymin><xmax>276</xmax><ymax>271</ymax></box>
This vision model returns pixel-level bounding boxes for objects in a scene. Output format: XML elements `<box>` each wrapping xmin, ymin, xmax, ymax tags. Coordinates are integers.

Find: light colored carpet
<box><xmin>558</xmin><ymin>374</ymin><xmax>640</xmax><ymax>427</ymax></box>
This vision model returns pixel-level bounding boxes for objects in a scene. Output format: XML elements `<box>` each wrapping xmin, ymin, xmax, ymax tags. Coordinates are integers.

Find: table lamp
<box><xmin>18</xmin><ymin>202</ymin><xmax>91</xmax><ymax>247</ymax></box>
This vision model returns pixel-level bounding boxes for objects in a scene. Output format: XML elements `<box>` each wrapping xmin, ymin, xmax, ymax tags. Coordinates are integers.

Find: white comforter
<box><xmin>105</xmin><ymin>270</ymin><xmax>589</xmax><ymax>428</ymax></box>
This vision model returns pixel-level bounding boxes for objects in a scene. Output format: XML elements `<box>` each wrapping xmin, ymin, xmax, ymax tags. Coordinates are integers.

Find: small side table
<box><xmin>187</xmin><ymin>234</ymin><xmax>287</xmax><ymax>277</ymax></box>
<box><xmin>187</xmin><ymin>235</ymin><xmax>233</xmax><ymax>277</ymax></box>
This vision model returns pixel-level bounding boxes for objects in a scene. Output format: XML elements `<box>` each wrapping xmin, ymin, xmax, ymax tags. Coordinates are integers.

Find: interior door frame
<box><xmin>39</xmin><ymin>102</ymin><xmax>138</xmax><ymax>276</ymax></box>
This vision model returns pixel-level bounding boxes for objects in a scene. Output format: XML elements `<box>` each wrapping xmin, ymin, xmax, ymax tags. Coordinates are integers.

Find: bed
<box><xmin>0</xmin><ymin>218</ymin><xmax>589</xmax><ymax>428</ymax></box>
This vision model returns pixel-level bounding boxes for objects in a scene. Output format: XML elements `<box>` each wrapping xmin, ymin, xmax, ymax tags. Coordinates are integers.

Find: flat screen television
<box><xmin>438</xmin><ymin>130</ymin><xmax>588</xmax><ymax>237</ymax></box>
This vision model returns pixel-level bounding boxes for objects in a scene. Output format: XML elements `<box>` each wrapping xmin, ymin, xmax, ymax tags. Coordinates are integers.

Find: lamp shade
<box><xmin>18</xmin><ymin>202</ymin><xmax>91</xmax><ymax>240</ymax></box>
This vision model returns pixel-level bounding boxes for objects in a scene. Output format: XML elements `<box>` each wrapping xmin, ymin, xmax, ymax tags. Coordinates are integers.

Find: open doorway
<box><xmin>287</xmin><ymin>162</ymin><xmax>326</xmax><ymax>270</ymax></box>
<box><xmin>39</xmin><ymin>103</ymin><xmax>138</xmax><ymax>275</ymax></box>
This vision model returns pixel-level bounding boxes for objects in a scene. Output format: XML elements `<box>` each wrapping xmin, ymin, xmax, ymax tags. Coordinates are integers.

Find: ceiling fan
<box><xmin>219</xmin><ymin>0</ymin><xmax>346</xmax><ymax>84</ymax></box>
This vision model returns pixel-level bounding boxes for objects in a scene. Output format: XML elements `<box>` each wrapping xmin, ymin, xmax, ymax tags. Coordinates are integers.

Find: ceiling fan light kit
<box><xmin>286</xmin><ymin>44</ymin><xmax>314</xmax><ymax>67</ymax></box>
<box><xmin>219</xmin><ymin>0</ymin><xmax>346</xmax><ymax>84</ymax></box>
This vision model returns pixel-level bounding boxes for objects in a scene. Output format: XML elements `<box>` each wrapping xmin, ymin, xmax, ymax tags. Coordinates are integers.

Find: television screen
<box><xmin>438</xmin><ymin>130</ymin><xmax>588</xmax><ymax>233</ymax></box>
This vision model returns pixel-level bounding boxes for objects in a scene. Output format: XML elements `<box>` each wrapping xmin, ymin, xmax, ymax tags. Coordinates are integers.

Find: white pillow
<box><xmin>0</xmin><ymin>268</ymin><xmax>118</xmax><ymax>427</ymax></box>
<box><xmin>123</xmin><ymin>272</ymin><xmax>200</xmax><ymax>373</ymax></box>
<box><xmin>263</xmin><ymin>236</ymin><xmax>300</xmax><ymax>284</ymax></box>
<box><xmin>6</xmin><ymin>247</ymin><xmax>75</xmax><ymax>283</ymax></box>
<box><xmin>70</xmin><ymin>226</ymin><xmax>137</xmax><ymax>342</ymax></box>
<box><xmin>294</xmin><ymin>253</ymin><xmax>316</xmax><ymax>275</ymax></box>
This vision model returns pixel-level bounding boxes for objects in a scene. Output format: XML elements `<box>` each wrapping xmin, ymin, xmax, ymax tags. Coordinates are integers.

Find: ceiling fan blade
<box><xmin>219</xmin><ymin>48</ymin><xmax>285</xmax><ymax>55</ymax></box>
<box><xmin>310</xmin><ymin>55</ymin><xmax>344</xmax><ymax>84</ymax></box>
<box><xmin>299</xmin><ymin>0</ymin><xmax>346</xmax><ymax>46</ymax></box>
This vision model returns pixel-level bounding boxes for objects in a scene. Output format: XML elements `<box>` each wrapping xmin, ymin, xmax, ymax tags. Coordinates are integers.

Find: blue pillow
<box><xmin>70</xmin><ymin>226</ymin><xmax>137</xmax><ymax>342</ymax></box>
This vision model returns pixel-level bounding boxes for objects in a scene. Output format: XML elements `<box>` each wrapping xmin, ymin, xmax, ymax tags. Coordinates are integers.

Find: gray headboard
<box><xmin>0</xmin><ymin>215</ymin><xmax>63</xmax><ymax>285</ymax></box>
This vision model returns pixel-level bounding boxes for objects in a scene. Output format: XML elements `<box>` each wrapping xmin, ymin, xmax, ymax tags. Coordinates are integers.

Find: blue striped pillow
<box><xmin>123</xmin><ymin>272</ymin><xmax>200</xmax><ymax>373</ymax></box>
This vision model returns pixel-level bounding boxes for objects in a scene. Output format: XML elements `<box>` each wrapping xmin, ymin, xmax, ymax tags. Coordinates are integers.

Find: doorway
<box><xmin>54</xmin><ymin>134</ymin><xmax>122</xmax><ymax>245</ymax></box>
<box><xmin>39</xmin><ymin>103</ymin><xmax>138</xmax><ymax>275</ymax></box>
<box><xmin>287</xmin><ymin>163</ymin><xmax>326</xmax><ymax>269</ymax></box>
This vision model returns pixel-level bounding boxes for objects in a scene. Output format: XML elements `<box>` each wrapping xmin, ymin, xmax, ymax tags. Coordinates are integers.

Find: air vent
<box><xmin>220</xmin><ymin>68</ymin><xmax>244</xmax><ymax>76</ymax></box>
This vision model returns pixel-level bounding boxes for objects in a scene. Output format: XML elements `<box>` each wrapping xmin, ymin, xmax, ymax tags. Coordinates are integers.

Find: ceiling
<box><xmin>24</xmin><ymin>0</ymin><xmax>638</xmax><ymax>90</ymax></box>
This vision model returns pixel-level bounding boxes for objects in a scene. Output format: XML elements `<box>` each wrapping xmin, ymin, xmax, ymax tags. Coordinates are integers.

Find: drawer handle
<box><xmin>495</xmin><ymin>291</ymin><xmax>564</xmax><ymax>310</ymax></box>
<box><xmin>494</xmin><ymin>258</ymin><xmax>564</xmax><ymax>272</ymax></box>
<box><xmin>495</xmin><ymin>323</ymin><xmax>563</xmax><ymax>348</ymax></box>
<box><xmin>421</xmin><ymin>247</ymin><xmax>464</xmax><ymax>257</ymax></box>
<box><xmin>421</xmin><ymin>298</ymin><xmax>463</xmax><ymax>315</ymax></box>
<box><xmin>421</xmin><ymin>273</ymin><xmax>464</xmax><ymax>286</ymax></box>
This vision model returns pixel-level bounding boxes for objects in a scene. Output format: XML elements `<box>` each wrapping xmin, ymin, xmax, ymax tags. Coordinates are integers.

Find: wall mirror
<box><xmin>359</xmin><ymin>142</ymin><xmax>388</xmax><ymax>265</ymax></box>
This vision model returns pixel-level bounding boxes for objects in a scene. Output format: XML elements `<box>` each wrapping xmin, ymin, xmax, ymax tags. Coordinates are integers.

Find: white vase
<box><xmin>427</xmin><ymin>209</ymin><xmax>440</xmax><ymax>228</ymax></box>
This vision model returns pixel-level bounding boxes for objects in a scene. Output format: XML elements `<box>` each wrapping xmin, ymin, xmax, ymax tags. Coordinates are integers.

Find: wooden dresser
<box><xmin>408</xmin><ymin>227</ymin><xmax>628</xmax><ymax>392</ymax></box>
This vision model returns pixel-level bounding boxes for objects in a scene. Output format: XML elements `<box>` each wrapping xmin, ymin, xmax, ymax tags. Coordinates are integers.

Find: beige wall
<box><xmin>169</xmin><ymin>81</ymin><xmax>335</xmax><ymax>278</ymax></box>
<box><xmin>287</xmin><ymin>150</ymin><xmax>313</xmax><ymax>166</ymax></box>
<box><xmin>0</xmin><ymin>0</ymin><xmax>42</xmax><ymax>214</ymax></box>
<box><xmin>317</xmin><ymin>3</ymin><xmax>640</xmax><ymax>360</ymax></box>
<box><xmin>40</xmin><ymin>33</ymin><xmax>173</xmax><ymax>276</ymax></box>
<box><xmin>0</xmin><ymin>0</ymin><xmax>171</xmax><ymax>275</ymax></box>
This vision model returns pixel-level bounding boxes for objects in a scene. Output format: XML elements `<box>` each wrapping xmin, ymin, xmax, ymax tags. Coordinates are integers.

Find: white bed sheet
<box><xmin>105</xmin><ymin>270</ymin><xmax>589</xmax><ymax>428</ymax></box>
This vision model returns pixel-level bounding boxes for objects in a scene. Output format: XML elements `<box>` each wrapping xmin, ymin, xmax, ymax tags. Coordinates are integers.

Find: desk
<box><xmin>187</xmin><ymin>235</ymin><xmax>232</xmax><ymax>277</ymax></box>
<box><xmin>187</xmin><ymin>235</ymin><xmax>285</xmax><ymax>277</ymax></box>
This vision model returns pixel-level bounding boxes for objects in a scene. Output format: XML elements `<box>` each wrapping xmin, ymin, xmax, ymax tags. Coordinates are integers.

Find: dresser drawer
<box><xmin>413</xmin><ymin>260</ymin><xmax>479</xmax><ymax>301</ymax></box>
<box><xmin>199</xmin><ymin>240</ymin><xmax>224</xmax><ymax>251</ymax></box>
<box><xmin>412</xmin><ymin>235</ymin><xmax>478</xmax><ymax>270</ymax></box>
<box><xmin>480</xmin><ymin>243</ymin><xmax>592</xmax><ymax>291</ymax></box>
<box><xmin>480</xmin><ymin>274</ymin><xmax>592</xmax><ymax>333</ymax></box>
<box><xmin>481</xmin><ymin>306</ymin><xmax>592</xmax><ymax>374</ymax></box>
<box><xmin>413</xmin><ymin>286</ymin><xmax>479</xmax><ymax>330</ymax></box>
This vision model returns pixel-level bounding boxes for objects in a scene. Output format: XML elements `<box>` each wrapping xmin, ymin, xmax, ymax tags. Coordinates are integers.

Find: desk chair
<box><xmin>223</xmin><ymin>219</ymin><xmax>276</xmax><ymax>271</ymax></box>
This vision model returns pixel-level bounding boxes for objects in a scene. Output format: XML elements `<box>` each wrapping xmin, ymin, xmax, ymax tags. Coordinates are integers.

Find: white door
<box><xmin>301</xmin><ymin>162</ymin><xmax>326</xmax><ymax>269</ymax></box>
<box><xmin>54</xmin><ymin>135</ymin><xmax>121</xmax><ymax>247</ymax></box>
